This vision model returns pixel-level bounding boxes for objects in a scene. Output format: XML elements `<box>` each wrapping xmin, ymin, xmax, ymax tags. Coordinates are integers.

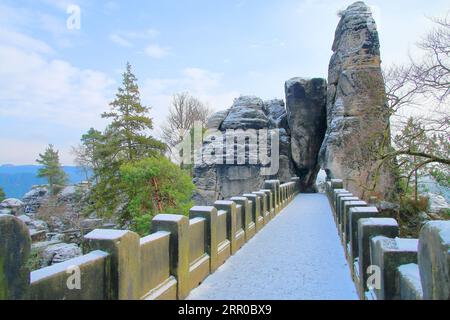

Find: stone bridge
<box><xmin>1</xmin><ymin>177</ymin><xmax>449</xmax><ymax>300</ymax></box>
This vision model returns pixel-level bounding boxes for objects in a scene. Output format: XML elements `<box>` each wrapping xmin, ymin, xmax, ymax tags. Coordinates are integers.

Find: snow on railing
<box><xmin>326</xmin><ymin>178</ymin><xmax>450</xmax><ymax>300</ymax></box>
<box><xmin>0</xmin><ymin>178</ymin><xmax>300</xmax><ymax>300</ymax></box>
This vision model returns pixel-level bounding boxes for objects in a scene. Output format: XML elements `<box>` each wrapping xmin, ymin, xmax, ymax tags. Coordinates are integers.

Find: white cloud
<box><xmin>42</xmin><ymin>0</ymin><xmax>74</xmax><ymax>11</ymax></box>
<box><xmin>0</xmin><ymin>28</ymin><xmax>54</xmax><ymax>54</ymax></box>
<box><xmin>109</xmin><ymin>33</ymin><xmax>133</xmax><ymax>47</ymax></box>
<box><xmin>0</xmin><ymin>25</ymin><xmax>115</xmax><ymax>164</ymax></box>
<box><xmin>0</xmin><ymin>138</ymin><xmax>75</xmax><ymax>165</ymax></box>
<box><xmin>144</xmin><ymin>44</ymin><xmax>170</xmax><ymax>58</ymax></box>
<box><xmin>0</xmin><ymin>3</ymin><xmax>80</xmax><ymax>49</ymax></box>
<box><xmin>0</xmin><ymin>43</ymin><xmax>114</xmax><ymax>128</ymax></box>
<box><xmin>109</xmin><ymin>28</ymin><xmax>160</xmax><ymax>47</ymax></box>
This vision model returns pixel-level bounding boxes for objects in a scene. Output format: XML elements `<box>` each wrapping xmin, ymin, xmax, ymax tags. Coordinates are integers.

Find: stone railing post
<box><xmin>336</xmin><ymin>194</ymin><xmax>356</xmax><ymax>224</ymax></box>
<box><xmin>189</xmin><ymin>206</ymin><xmax>219</xmax><ymax>272</ymax></box>
<box><xmin>348</xmin><ymin>206</ymin><xmax>378</xmax><ymax>260</ymax></box>
<box><xmin>230</xmin><ymin>197</ymin><xmax>254</xmax><ymax>241</ymax></box>
<box><xmin>264</xmin><ymin>180</ymin><xmax>280</xmax><ymax>214</ymax></box>
<box><xmin>418</xmin><ymin>221</ymin><xmax>450</xmax><ymax>300</ymax></box>
<box><xmin>83</xmin><ymin>229</ymin><xmax>140</xmax><ymax>300</ymax></box>
<box><xmin>151</xmin><ymin>214</ymin><xmax>190</xmax><ymax>300</ymax></box>
<box><xmin>342</xmin><ymin>201</ymin><xmax>368</xmax><ymax>242</ymax></box>
<box><xmin>214</xmin><ymin>201</ymin><xmax>238</xmax><ymax>255</ymax></box>
<box><xmin>260</xmin><ymin>189</ymin><xmax>274</xmax><ymax>218</ymax></box>
<box><xmin>253</xmin><ymin>191</ymin><xmax>269</xmax><ymax>224</ymax></box>
<box><xmin>370</xmin><ymin>236</ymin><xmax>418</xmax><ymax>300</ymax></box>
<box><xmin>291</xmin><ymin>177</ymin><xmax>300</xmax><ymax>193</ymax></box>
<box><xmin>243</xmin><ymin>194</ymin><xmax>263</xmax><ymax>232</ymax></box>
<box><xmin>356</xmin><ymin>218</ymin><xmax>399</xmax><ymax>297</ymax></box>
<box><xmin>331</xmin><ymin>179</ymin><xmax>344</xmax><ymax>189</ymax></box>
<box><xmin>332</xmin><ymin>189</ymin><xmax>349</xmax><ymax>211</ymax></box>
<box><xmin>0</xmin><ymin>214</ymin><xmax>31</xmax><ymax>300</ymax></box>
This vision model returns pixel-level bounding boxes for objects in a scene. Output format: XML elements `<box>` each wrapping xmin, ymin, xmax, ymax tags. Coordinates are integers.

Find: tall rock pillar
<box><xmin>319</xmin><ymin>1</ymin><xmax>396</xmax><ymax>200</ymax></box>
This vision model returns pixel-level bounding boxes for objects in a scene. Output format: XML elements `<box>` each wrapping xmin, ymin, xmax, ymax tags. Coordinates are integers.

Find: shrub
<box><xmin>120</xmin><ymin>156</ymin><xmax>195</xmax><ymax>236</ymax></box>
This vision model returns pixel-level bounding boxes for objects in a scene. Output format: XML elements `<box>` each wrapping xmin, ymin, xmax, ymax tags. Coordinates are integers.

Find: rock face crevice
<box><xmin>318</xmin><ymin>1</ymin><xmax>396</xmax><ymax>200</ymax></box>
<box><xmin>285</xmin><ymin>78</ymin><xmax>327</xmax><ymax>192</ymax></box>
<box><xmin>193</xmin><ymin>86</ymin><xmax>327</xmax><ymax>204</ymax></box>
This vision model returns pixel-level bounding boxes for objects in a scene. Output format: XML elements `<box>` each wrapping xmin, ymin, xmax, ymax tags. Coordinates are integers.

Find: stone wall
<box><xmin>326</xmin><ymin>178</ymin><xmax>450</xmax><ymax>300</ymax></box>
<box><xmin>0</xmin><ymin>178</ymin><xmax>299</xmax><ymax>300</ymax></box>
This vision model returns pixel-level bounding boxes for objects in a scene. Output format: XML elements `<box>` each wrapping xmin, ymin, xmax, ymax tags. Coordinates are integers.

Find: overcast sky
<box><xmin>0</xmin><ymin>0</ymin><xmax>448</xmax><ymax>165</ymax></box>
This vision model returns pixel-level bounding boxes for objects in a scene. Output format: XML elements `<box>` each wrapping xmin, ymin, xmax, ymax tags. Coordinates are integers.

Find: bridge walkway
<box><xmin>187</xmin><ymin>193</ymin><xmax>358</xmax><ymax>300</ymax></box>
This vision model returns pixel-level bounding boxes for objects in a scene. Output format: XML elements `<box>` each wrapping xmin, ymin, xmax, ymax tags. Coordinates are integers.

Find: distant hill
<box><xmin>0</xmin><ymin>165</ymin><xmax>89</xmax><ymax>199</ymax></box>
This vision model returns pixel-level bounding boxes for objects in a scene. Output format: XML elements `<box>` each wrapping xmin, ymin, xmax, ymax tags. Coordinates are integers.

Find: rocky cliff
<box><xmin>193</xmin><ymin>2</ymin><xmax>398</xmax><ymax>204</ymax></box>
<box><xmin>0</xmin><ymin>184</ymin><xmax>113</xmax><ymax>269</ymax></box>
<box><xmin>193</xmin><ymin>96</ymin><xmax>296</xmax><ymax>205</ymax></box>
<box><xmin>193</xmin><ymin>81</ymin><xmax>327</xmax><ymax>205</ymax></box>
<box><xmin>318</xmin><ymin>1</ymin><xmax>396</xmax><ymax>200</ymax></box>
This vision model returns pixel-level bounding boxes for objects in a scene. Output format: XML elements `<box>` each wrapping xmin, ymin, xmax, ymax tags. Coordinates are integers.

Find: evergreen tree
<box><xmin>0</xmin><ymin>187</ymin><xmax>5</xmax><ymax>202</ymax></box>
<box><xmin>102</xmin><ymin>62</ymin><xmax>165</xmax><ymax>160</ymax></box>
<box><xmin>36</xmin><ymin>144</ymin><xmax>67</xmax><ymax>195</ymax></box>
<box><xmin>120</xmin><ymin>157</ymin><xmax>195</xmax><ymax>235</ymax></box>
<box><xmin>83</xmin><ymin>63</ymin><xmax>166</xmax><ymax>219</ymax></box>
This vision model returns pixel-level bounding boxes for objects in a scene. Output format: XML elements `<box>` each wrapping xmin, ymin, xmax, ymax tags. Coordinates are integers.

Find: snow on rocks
<box><xmin>0</xmin><ymin>198</ymin><xmax>24</xmax><ymax>215</ymax></box>
<box><xmin>424</xmin><ymin>192</ymin><xmax>449</xmax><ymax>214</ymax></box>
<box><xmin>41</xmin><ymin>243</ymin><xmax>82</xmax><ymax>266</ymax></box>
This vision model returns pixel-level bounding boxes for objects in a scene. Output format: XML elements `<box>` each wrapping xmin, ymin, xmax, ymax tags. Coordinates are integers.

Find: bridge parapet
<box><xmin>0</xmin><ymin>177</ymin><xmax>300</xmax><ymax>300</ymax></box>
<box><xmin>327</xmin><ymin>178</ymin><xmax>450</xmax><ymax>300</ymax></box>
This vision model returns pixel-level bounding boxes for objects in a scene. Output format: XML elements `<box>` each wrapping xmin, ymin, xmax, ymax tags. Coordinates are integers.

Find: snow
<box><xmin>395</xmin><ymin>238</ymin><xmax>419</xmax><ymax>252</ymax></box>
<box><xmin>230</xmin><ymin>196</ymin><xmax>248</xmax><ymax>201</ymax></box>
<box><xmin>31</xmin><ymin>250</ymin><xmax>108</xmax><ymax>283</ymax></box>
<box><xmin>187</xmin><ymin>194</ymin><xmax>358</xmax><ymax>300</ymax></box>
<box><xmin>0</xmin><ymin>198</ymin><xmax>23</xmax><ymax>207</ymax></box>
<box><xmin>140</xmin><ymin>231</ymin><xmax>170</xmax><ymax>245</ymax></box>
<box><xmin>428</xmin><ymin>221</ymin><xmax>450</xmax><ymax>244</ymax></box>
<box><xmin>398</xmin><ymin>263</ymin><xmax>423</xmax><ymax>295</ymax></box>
<box><xmin>190</xmin><ymin>206</ymin><xmax>215</xmax><ymax>212</ymax></box>
<box><xmin>350</xmin><ymin>205</ymin><xmax>376</xmax><ymax>212</ymax></box>
<box><xmin>84</xmin><ymin>229</ymin><xmax>128</xmax><ymax>240</ymax></box>
<box><xmin>153</xmin><ymin>214</ymin><xmax>185</xmax><ymax>222</ymax></box>
<box><xmin>189</xmin><ymin>217</ymin><xmax>205</xmax><ymax>225</ymax></box>
<box><xmin>363</xmin><ymin>218</ymin><xmax>398</xmax><ymax>226</ymax></box>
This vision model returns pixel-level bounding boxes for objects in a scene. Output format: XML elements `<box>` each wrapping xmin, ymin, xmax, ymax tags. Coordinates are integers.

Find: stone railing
<box><xmin>326</xmin><ymin>179</ymin><xmax>450</xmax><ymax>300</ymax></box>
<box><xmin>0</xmin><ymin>177</ymin><xmax>300</xmax><ymax>300</ymax></box>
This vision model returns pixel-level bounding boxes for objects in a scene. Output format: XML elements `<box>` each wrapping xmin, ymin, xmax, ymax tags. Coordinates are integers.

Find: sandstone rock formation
<box><xmin>0</xmin><ymin>198</ymin><xmax>24</xmax><ymax>215</ymax></box>
<box><xmin>41</xmin><ymin>242</ymin><xmax>82</xmax><ymax>266</ymax></box>
<box><xmin>319</xmin><ymin>1</ymin><xmax>395</xmax><ymax>200</ymax></box>
<box><xmin>22</xmin><ymin>186</ymin><xmax>49</xmax><ymax>213</ymax></box>
<box><xmin>193</xmin><ymin>96</ymin><xmax>296</xmax><ymax>205</ymax></box>
<box><xmin>193</xmin><ymin>2</ymin><xmax>398</xmax><ymax>204</ymax></box>
<box><xmin>286</xmin><ymin>78</ymin><xmax>327</xmax><ymax>192</ymax></box>
<box><xmin>220</xmin><ymin>96</ymin><xmax>269</xmax><ymax>130</ymax></box>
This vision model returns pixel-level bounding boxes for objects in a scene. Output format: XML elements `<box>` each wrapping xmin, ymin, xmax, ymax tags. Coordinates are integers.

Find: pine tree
<box><xmin>36</xmin><ymin>144</ymin><xmax>68</xmax><ymax>195</ymax></box>
<box><xmin>102</xmin><ymin>62</ymin><xmax>165</xmax><ymax>160</ymax></box>
<box><xmin>83</xmin><ymin>63</ymin><xmax>166</xmax><ymax>219</ymax></box>
<box><xmin>0</xmin><ymin>187</ymin><xmax>5</xmax><ymax>202</ymax></box>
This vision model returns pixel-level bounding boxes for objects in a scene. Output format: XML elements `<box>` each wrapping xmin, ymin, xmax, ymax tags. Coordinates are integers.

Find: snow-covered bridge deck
<box><xmin>187</xmin><ymin>193</ymin><xmax>358</xmax><ymax>300</ymax></box>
